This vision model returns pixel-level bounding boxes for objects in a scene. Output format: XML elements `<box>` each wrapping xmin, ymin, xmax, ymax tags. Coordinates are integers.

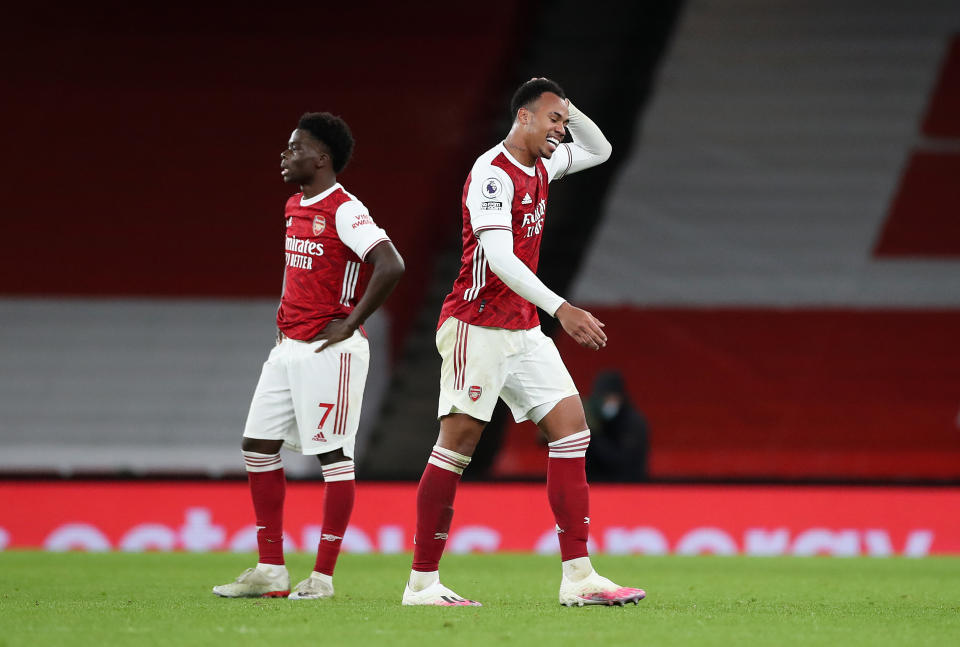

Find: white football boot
<box><xmin>401</xmin><ymin>571</ymin><xmax>481</xmax><ymax>606</ymax></box>
<box><xmin>212</xmin><ymin>564</ymin><xmax>290</xmax><ymax>598</ymax></box>
<box><xmin>289</xmin><ymin>572</ymin><xmax>335</xmax><ymax>600</ymax></box>
<box><xmin>558</xmin><ymin>569</ymin><xmax>646</xmax><ymax>607</ymax></box>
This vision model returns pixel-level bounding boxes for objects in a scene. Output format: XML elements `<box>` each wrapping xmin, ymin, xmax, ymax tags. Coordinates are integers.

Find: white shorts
<box><xmin>243</xmin><ymin>329</ymin><xmax>369</xmax><ymax>456</ymax></box>
<box><xmin>436</xmin><ymin>316</ymin><xmax>578</xmax><ymax>423</ymax></box>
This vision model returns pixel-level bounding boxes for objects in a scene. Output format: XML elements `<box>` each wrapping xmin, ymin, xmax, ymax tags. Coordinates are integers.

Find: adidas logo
<box><xmin>312</xmin><ymin>432</ymin><xmax>326</xmax><ymax>442</ymax></box>
<box><xmin>521</xmin><ymin>193</ymin><xmax>533</xmax><ymax>205</ymax></box>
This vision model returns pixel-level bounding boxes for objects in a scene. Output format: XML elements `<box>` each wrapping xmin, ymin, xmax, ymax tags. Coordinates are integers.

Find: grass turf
<box><xmin>0</xmin><ymin>552</ymin><xmax>957</xmax><ymax>646</ymax></box>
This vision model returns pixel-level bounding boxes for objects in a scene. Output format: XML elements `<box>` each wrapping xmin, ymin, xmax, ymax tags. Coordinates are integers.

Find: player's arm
<box><xmin>550</xmin><ymin>100</ymin><xmax>612</xmax><ymax>180</ymax></box>
<box><xmin>312</xmin><ymin>202</ymin><xmax>405</xmax><ymax>352</ymax></box>
<box><xmin>478</xmin><ymin>229</ymin><xmax>607</xmax><ymax>350</ymax></box>
<box><xmin>313</xmin><ymin>241</ymin><xmax>404</xmax><ymax>353</ymax></box>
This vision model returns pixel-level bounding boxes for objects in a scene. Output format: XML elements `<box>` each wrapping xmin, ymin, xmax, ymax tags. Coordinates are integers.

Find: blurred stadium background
<box><xmin>1</xmin><ymin>0</ymin><xmax>958</xmax><ymax>556</ymax></box>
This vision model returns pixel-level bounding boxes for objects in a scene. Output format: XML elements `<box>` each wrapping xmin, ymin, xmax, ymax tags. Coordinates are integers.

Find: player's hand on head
<box><xmin>556</xmin><ymin>302</ymin><xmax>607</xmax><ymax>350</ymax></box>
<box><xmin>311</xmin><ymin>319</ymin><xmax>357</xmax><ymax>353</ymax></box>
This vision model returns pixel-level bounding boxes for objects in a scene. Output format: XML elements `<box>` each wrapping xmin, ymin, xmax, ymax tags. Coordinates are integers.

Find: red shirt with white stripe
<box><xmin>277</xmin><ymin>183</ymin><xmax>390</xmax><ymax>340</ymax></box>
<box><xmin>439</xmin><ymin>142</ymin><xmax>571</xmax><ymax>330</ymax></box>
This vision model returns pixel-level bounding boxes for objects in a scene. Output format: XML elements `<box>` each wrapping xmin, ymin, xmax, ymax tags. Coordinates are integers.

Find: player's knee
<box><xmin>438</xmin><ymin>415</ymin><xmax>485</xmax><ymax>456</ymax></box>
<box><xmin>537</xmin><ymin>395</ymin><xmax>587</xmax><ymax>438</ymax></box>
<box><xmin>241</xmin><ymin>437</ymin><xmax>283</xmax><ymax>454</ymax></box>
<box><xmin>316</xmin><ymin>448</ymin><xmax>348</xmax><ymax>465</ymax></box>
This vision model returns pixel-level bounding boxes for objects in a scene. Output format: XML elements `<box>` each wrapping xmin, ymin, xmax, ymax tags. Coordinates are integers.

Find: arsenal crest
<box><xmin>468</xmin><ymin>385</ymin><xmax>482</xmax><ymax>401</ymax></box>
<box><xmin>312</xmin><ymin>215</ymin><xmax>326</xmax><ymax>236</ymax></box>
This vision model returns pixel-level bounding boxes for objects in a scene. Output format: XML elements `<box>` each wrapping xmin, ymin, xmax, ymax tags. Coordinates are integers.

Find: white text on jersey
<box><xmin>285</xmin><ymin>235</ymin><xmax>323</xmax><ymax>270</ymax></box>
<box><xmin>521</xmin><ymin>199</ymin><xmax>546</xmax><ymax>238</ymax></box>
<box><xmin>285</xmin><ymin>236</ymin><xmax>325</xmax><ymax>257</ymax></box>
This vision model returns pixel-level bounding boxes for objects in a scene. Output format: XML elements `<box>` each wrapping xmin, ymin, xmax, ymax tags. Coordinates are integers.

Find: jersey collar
<box><xmin>498</xmin><ymin>143</ymin><xmax>537</xmax><ymax>176</ymax></box>
<box><xmin>300</xmin><ymin>182</ymin><xmax>342</xmax><ymax>206</ymax></box>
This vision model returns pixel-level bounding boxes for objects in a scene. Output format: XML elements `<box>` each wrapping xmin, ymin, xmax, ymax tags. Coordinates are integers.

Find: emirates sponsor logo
<box><xmin>285</xmin><ymin>236</ymin><xmax>324</xmax><ymax>257</ymax></box>
<box><xmin>285</xmin><ymin>235</ymin><xmax>324</xmax><ymax>270</ymax></box>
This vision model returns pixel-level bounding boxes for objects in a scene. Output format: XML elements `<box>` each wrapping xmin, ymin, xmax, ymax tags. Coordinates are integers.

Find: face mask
<box><xmin>601</xmin><ymin>399</ymin><xmax>621</xmax><ymax>420</ymax></box>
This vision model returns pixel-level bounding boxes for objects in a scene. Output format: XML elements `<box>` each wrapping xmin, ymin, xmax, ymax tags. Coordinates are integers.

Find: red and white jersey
<box><xmin>439</xmin><ymin>142</ymin><xmax>575</xmax><ymax>330</ymax></box>
<box><xmin>277</xmin><ymin>183</ymin><xmax>390</xmax><ymax>340</ymax></box>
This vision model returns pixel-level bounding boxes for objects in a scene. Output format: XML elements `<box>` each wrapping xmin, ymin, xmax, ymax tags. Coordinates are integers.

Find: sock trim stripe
<box><xmin>548</xmin><ymin>444</ymin><xmax>589</xmax><ymax>458</ymax></box>
<box><xmin>321</xmin><ymin>459</ymin><xmax>355</xmax><ymax>482</ymax></box>
<box><xmin>547</xmin><ymin>430</ymin><xmax>591</xmax><ymax>459</ymax></box>
<box><xmin>431</xmin><ymin>445</ymin><xmax>471</xmax><ymax>464</ymax></box>
<box><xmin>245</xmin><ymin>457</ymin><xmax>282</xmax><ymax>465</ymax></box>
<box><xmin>430</xmin><ymin>448</ymin><xmax>470</xmax><ymax>468</ymax></box>
<box><xmin>322</xmin><ymin>465</ymin><xmax>354</xmax><ymax>476</ymax></box>
<box><xmin>430</xmin><ymin>451</ymin><xmax>468</xmax><ymax>467</ymax></box>
<box><xmin>321</xmin><ymin>460</ymin><xmax>354</xmax><ymax>470</ymax></box>
<box><xmin>549</xmin><ymin>440</ymin><xmax>590</xmax><ymax>452</ymax></box>
<box><xmin>323</xmin><ymin>471</ymin><xmax>355</xmax><ymax>482</ymax></box>
<box><xmin>548</xmin><ymin>430</ymin><xmax>591</xmax><ymax>448</ymax></box>
<box><xmin>243</xmin><ymin>452</ymin><xmax>283</xmax><ymax>472</ymax></box>
<box><xmin>548</xmin><ymin>450</ymin><xmax>588</xmax><ymax>458</ymax></box>
<box><xmin>428</xmin><ymin>453</ymin><xmax>467</xmax><ymax>475</ymax></box>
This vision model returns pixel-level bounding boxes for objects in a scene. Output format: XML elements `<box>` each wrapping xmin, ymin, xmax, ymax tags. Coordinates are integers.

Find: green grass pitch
<box><xmin>1</xmin><ymin>552</ymin><xmax>957</xmax><ymax>646</ymax></box>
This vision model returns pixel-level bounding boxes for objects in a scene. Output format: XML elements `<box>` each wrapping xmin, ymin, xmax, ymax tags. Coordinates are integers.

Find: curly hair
<box><xmin>297</xmin><ymin>112</ymin><xmax>355</xmax><ymax>174</ymax></box>
<box><xmin>509</xmin><ymin>78</ymin><xmax>566</xmax><ymax>120</ymax></box>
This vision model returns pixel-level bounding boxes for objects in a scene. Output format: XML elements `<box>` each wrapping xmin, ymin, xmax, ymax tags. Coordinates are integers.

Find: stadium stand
<box><xmin>2</xmin><ymin>1</ymin><xmax>957</xmax><ymax>483</ymax></box>
<box><xmin>0</xmin><ymin>3</ymin><xmax>527</xmax><ymax>476</ymax></box>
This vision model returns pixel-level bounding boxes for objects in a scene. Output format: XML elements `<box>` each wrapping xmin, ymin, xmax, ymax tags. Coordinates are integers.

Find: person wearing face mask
<box><xmin>584</xmin><ymin>370</ymin><xmax>649</xmax><ymax>483</ymax></box>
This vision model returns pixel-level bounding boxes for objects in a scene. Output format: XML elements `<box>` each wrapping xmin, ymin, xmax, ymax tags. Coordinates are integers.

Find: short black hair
<box><xmin>297</xmin><ymin>112</ymin><xmax>355</xmax><ymax>174</ymax></box>
<box><xmin>510</xmin><ymin>78</ymin><xmax>566</xmax><ymax>120</ymax></box>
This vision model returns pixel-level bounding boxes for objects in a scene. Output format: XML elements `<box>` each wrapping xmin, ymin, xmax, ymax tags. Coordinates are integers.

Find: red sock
<box><xmin>244</xmin><ymin>451</ymin><xmax>286</xmax><ymax>565</ymax></box>
<box><xmin>546</xmin><ymin>431</ymin><xmax>592</xmax><ymax>562</ymax></box>
<box><xmin>412</xmin><ymin>446</ymin><xmax>471</xmax><ymax>572</ymax></box>
<box><xmin>314</xmin><ymin>461</ymin><xmax>356</xmax><ymax>576</ymax></box>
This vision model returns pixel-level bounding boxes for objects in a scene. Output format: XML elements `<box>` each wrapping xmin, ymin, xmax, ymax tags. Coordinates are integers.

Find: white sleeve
<box><xmin>547</xmin><ymin>100</ymin><xmax>612</xmax><ymax>182</ymax></box>
<box><xmin>465</xmin><ymin>164</ymin><xmax>514</xmax><ymax>234</ymax></box>
<box><xmin>477</xmin><ymin>228</ymin><xmax>566</xmax><ymax>316</ymax></box>
<box><xmin>335</xmin><ymin>200</ymin><xmax>390</xmax><ymax>261</ymax></box>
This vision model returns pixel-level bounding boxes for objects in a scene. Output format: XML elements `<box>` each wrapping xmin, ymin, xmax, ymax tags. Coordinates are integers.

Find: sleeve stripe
<box><xmin>360</xmin><ymin>237</ymin><xmax>390</xmax><ymax>261</ymax></box>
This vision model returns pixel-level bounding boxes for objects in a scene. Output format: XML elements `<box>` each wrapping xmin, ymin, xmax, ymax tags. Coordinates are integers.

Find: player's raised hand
<box><xmin>311</xmin><ymin>319</ymin><xmax>357</xmax><ymax>353</ymax></box>
<box><xmin>556</xmin><ymin>302</ymin><xmax>607</xmax><ymax>350</ymax></box>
